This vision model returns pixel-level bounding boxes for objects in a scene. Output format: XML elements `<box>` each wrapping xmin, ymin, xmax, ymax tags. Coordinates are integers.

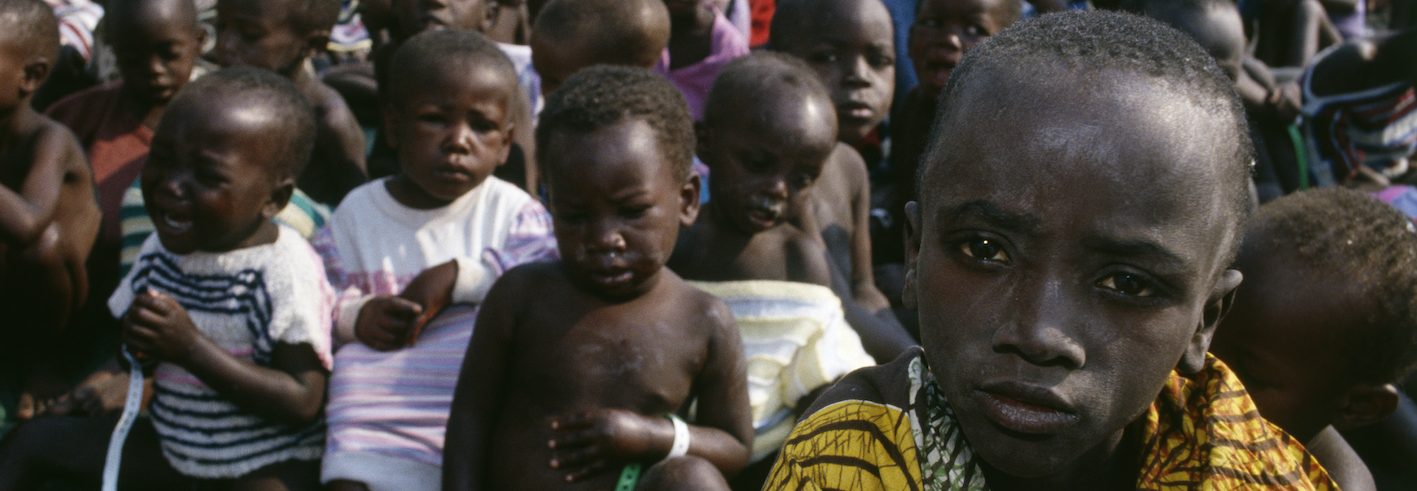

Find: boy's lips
<box><xmin>839</xmin><ymin>101</ymin><xmax>877</xmax><ymax>121</ymax></box>
<box><xmin>746</xmin><ymin>205</ymin><xmax>782</xmax><ymax>228</ymax></box>
<box><xmin>158</xmin><ymin>210</ymin><xmax>194</xmax><ymax>234</ymax></box>
<box><xmin>975</xmin><ymin>381</ymin><xmax>1078</xmax><ymax>436</ymax></box>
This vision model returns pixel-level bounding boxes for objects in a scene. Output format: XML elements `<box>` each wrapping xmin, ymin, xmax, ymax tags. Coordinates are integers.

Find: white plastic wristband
<box><xmin>666</xmin><ymin>414</ymin><xmax>690</xmax><ymax>459</ymax></box>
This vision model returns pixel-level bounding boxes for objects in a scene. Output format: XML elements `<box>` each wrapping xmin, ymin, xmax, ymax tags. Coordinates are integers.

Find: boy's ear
<box><xmin>495</xmin><ymin>121</ymin><xmax>515</xmax><ymax>168</ymax></box>
<box><xmin>679</xmin><ymin>173</ymin><xmax>702</xmax><ymax>228</ymax></box>
<box><xmin>902</xmin><ymin>200</ymin><xmax>922</xmax><ymax>310</ymax></box>
<box><xmin>20</xmin><ymin>60</ymin><xmax>51</xmax><ymax>95</ymax></box>
<box><xmin>1333</xmin><ymin>384</ymin><xmax>1400</xmax><ymax>431</ymax></box>
<box><xmin>1180</xmin><ymin>268</ymin><xmax>1244</xmax><ymax>374</ymax></box>
<box><xmin>265</xmin><ymin>177</ymin><xmax>296</xmax><ymax>220</ymax></box>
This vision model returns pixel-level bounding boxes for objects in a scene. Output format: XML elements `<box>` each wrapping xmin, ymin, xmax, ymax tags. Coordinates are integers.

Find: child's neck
<box><xmin>119</xmin><ymin>92</ymin><xmax>165</xmax><ymax>130</ymax></box>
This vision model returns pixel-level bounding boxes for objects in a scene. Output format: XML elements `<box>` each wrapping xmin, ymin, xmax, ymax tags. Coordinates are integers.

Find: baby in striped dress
<box><xmin>108</xmin><ymin>67</ymin><xmax>336</xmax><ymax>487</ymax></box>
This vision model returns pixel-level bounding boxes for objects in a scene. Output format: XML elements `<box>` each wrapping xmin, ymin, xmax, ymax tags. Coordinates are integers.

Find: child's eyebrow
<box><xmin>940</xmin><ymin>199</ymin><xmax>1041</xmax><ymax>234</ymax></box>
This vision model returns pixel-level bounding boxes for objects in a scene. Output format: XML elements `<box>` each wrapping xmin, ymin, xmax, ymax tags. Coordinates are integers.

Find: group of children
<box><xmin>0</xmin><ymin>0</ymin><xmax>1414</xmax><ymax>489</ymax></box>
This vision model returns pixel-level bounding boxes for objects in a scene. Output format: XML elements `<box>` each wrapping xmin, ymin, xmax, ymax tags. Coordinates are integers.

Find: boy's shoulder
<box><xmin>799</xmin><ymin>347</ymin><xmax>922</xmax><ymax>417</ymax></box>
<box><xmin>3</xmin><ymin>115</ymin><xmax>87</xmax><ymax>173</ymax></box>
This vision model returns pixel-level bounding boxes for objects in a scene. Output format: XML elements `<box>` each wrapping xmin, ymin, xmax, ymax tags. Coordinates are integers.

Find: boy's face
<box><xmin>702</xmin><ymin>93</ymin><xmax>836</xmax><ymax>234</ymax></box>
<box><xmin>110</xmin><ymin>9</ymin><xmax>204</xmax><ymax>107</ymax></box>
<box><xmin>544</xmin><ymin>120</ymin><xmax>699</xmax><ymax>299</ymax></box>
<box><xmin>1209</xmin><ymin>247</ymin><xmax>1353</xmax><ymax>440</ymax></box>
<box><xmin>0</xmin><ymin>37</ymin><xmax>29</xmax><ymax>110</ymax></box>
<box><xmin>215</xmin><ymin>0</ymin><xmax>313</xmax><ymax>74</ymax></box>
<box><xmin>909</xmin><ymin>0</ymin><xmax>1010</xmax><ymax>98</ymax></box>
<box><xmin>776</xmin><ymin>0</ymin><xmax>895</xmax><ymax>147</ymax></box>
<box><xmin>905</xmin><ymin>67</ymin><xmax>1240</xmax><ymax>479</ymax></box>
<box><xmin>385</xmin><ymin>63</ymin><xmax>514</xmax><ymax>207</ymax></box>
<box><xmin>392</xmin><ymin>0</ymin><xmax>487</xmax><ymax>41</ymax></box>
<box><xmin>142</xmin><ymin>95</ymin><xmax>290</xmax><ymax>254</ymax></box>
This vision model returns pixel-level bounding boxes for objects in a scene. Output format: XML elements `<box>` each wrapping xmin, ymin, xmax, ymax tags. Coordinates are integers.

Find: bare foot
<box><xmin>15</xmin><ymin>366</ymin><xmax>69</xmax><ymax>420</ymax></box>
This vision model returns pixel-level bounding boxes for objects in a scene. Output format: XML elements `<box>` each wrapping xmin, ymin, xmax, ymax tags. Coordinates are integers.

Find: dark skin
<box><xmin>1251</xmin><ymin>0</ymin><xmax>1340</xmax><ymax>68</ymax></box>
<box><xmin>107</xmin><ymin>0</ymin><xmax>205</xmax><ymax>131</ymax></box>
<box><xmin>771</xmin><ymin>0</ymin><xmax>895</xmax><ymax>148</ymax></box>
<box><xmin>901</xmin><ymin>64</ymin><xmax>1244</xmax><ymax>489</ymax></box>
<box><xmin>809</xmin><ymin>143</ymin><xmax>890</xmax><ymax>313</ymax></box>
<box><xmin>443</xmin><ymin>120</ymin><xmax>752</xmax><ymax>490</ymax></box>
<box><xmin>664</xmin><ymin>0</ymin><xmax>715</xmax><ymax>70</ymax></box>
<box><xmin>1210</xmin><ymin>241</ymin><xmax>1389</xmax><ymax>491</ymax></box>
<box><xmin>381</xmin><ymin>0</ymin><xmax>541</xmax><ymax>196</ymax></box>
<box><xmin>0</xmin><ymin>32</ymin><xmax>100</xmax><ymax>419</ymax></box>
<box><xmin>354</xmin><ymin>62</ymin><xmax>515</xmax><ymax>350</ymax></box>
<box><xmin>215</xmin><ymin>0</ymin><xmax>368</xmax><ymax>206</ymax></box>
<box><xmin>123</xmin><ymin>92</ymin><xmax>326</xmax><ymax>488</ymax></box>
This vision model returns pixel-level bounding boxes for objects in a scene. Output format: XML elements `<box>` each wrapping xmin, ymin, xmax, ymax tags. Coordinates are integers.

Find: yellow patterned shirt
<box><xmin>764</xmin><ymin>349</ymin><xmax>1336</xmax><ymax>490</ymax></box>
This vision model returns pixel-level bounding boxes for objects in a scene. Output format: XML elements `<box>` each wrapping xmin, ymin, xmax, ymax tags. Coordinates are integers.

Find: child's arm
<box><xmin>546</xmin><ymin>302</ymin><xmax>753</xmax><ymax>482</ymax></box>
<box><xmin>0</xmin><ymin>127</ymin><xmax>70</xmax><ymax>246</ymax></box>
<box><xmin>443</xmin><ymin>268</ymin><xmax>524</xmax><ymax>490</ymax></box>
<box><xmin>121</xmin><ymin>290</ymin><xmax>327</xmax><ymax>425</ymax></box>
<box><xmin>1285</xmin><ymin>0</ymin><xmax>1327</xmax><ymax>67</ymax></box>
<box><xmin>842</xmin><ymin>148</ymin><xmax>891</xmax><ymax>312</ymax></box>
<box><xmin>789</xmin><ymin>230</ymin><xmax>915</xmax><ymax>362</ymax></box>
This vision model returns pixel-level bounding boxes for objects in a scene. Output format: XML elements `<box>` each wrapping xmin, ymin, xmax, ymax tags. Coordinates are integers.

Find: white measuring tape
<box><xmin>100</xmin><ymin>348</ymin><xmax>145</xmax><ymax>491</ymax></box>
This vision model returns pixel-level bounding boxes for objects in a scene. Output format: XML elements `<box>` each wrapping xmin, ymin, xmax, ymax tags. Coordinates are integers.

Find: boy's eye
<box><xmin>960</xmin><ymin>238</ymin><xmax>1009</xmax><ymax>264</ymax></box>
<box><xmin>621</xmin><ymin>205</ymin><xmax>651</xmax><ymax>219</ymax></box>
<box><xmin>789</xmin><ymin>173</ymin><xmax>813</xmax><ymax>189</ymax></box>
<box><xmin>808</xmin><ymin>51</ymin><xmax>839</xmax><ymax>64</ymax></box>
<box><xmin>869</xmin><ymin>51</ymin><xmax>894</xmax><ymax>68</ymax></box>
<box><xmin>916</xmin><ymin>18</ymin><xmax>943</xmax><ymax>29</ymax></box>
<box><xmin>1096</xmin><ymin>272</ymin><xmax>1155</xmax><ymax>297</ymax></box>
<box><xmin>965</xmin><ymin>25</ymin><xmax>985</xmax><ymax>37</ymax></box>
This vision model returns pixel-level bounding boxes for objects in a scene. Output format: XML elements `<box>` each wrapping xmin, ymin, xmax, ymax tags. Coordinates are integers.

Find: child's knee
<box><xmin>638</xmin><ymin>456</ymin><xmax>728</xmax><ymax>491</ymax></box>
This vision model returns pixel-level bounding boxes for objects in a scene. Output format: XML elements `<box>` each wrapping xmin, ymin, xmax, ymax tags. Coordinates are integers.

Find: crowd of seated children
<box><xmin>4</xmin><ymin>0</ymin><xmax>1417</xmax><ymax>488</ymax></box>
<box><xmin>767</xmin><ymin>11</ymin><xmax>1336</xmax><ymax>489</ymax></box>
<box><xmin>0</xmin><ymin>0</ymin><xmax>99</xmax><ymax>425</ymax></box>
<box><xmin>315</xmin><ymin>29</ymin><xmax>556</xmax><ymax>491</ymax></box>
<box><xmin>444</xmin><ymin>66</ymin><xmax>751</xmax><ymax>491</ymax></box>
<box><xmin>1211</xmin><ymin>187</ymin><xmax>1417</xmax><ymax>491</ymax></box>
<box><xmin>2</xmin><ymin>66</ymin><xmax>334</xmax><ymax>490</ymax></box>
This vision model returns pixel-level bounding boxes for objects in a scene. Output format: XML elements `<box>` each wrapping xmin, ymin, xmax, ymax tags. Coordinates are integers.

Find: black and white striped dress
<box><xmin>109</xmin><ymin>227</ymin><xmax>335</xmax><ymax>478</ymax></box>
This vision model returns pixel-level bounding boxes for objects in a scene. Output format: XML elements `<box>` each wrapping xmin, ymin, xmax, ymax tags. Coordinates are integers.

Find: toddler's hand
<box><xmin>355</xmin><ymin>295</ymin><xmax>423</xmax><ymax>350</ymax></box>
<box><xmin>122</xmin><ymin>290</ymin><xmax>202</xmax><ymax>366</ymax></box>
<box><xmin>546</xmin><ymin>408</ymin><xmax>671</xmax><ymax>483</ymax></box>
<box><xmin>398</xmin><ymin>261</ymin><xmax>458</xmax><ymax>341</ymax></box>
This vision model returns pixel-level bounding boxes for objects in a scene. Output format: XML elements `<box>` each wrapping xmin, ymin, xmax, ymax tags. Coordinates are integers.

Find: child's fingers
<box><xmin>547</xmin><ymin>428</ymin><xmax>600</xmax><ymax>450</ymax></box>
<box><xmin>549</xmin><ymin>411</ymin><xmax>598</xmax><ymax>431</ymax></box>
<box><xmin>548</xmin><ymin>445</ymin><xmax>601</xmax><ymax>470</ymax></box>
<box><xmin>387</xmin><ymin>297</ymin><xmax>424</xmax><ymax>320</ymax></box>
<box><xmin>561</xmin><ymin>460</ymin><xmax>610</xmax><ymax>483</ymax></box>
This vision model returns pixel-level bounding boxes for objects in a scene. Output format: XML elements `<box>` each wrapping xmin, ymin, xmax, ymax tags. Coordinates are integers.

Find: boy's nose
<box><xmin>444</xmin><ymin>121</ymin><xmax>475</xmax><ymax>154</ymax></box>
<box><xmin>991</xmin><ymin>276</ymin><xmax>1087</xmax><ymax>369</ymax></box>
<box><xmin>587</xmin><ymin>224</ymin><xmax>627</xmax><ymax>253</ymax></box>
<box><xmin>843</xmin><ymin>56</ymin><xmax>872</xmax><ymax>87</ymax></box>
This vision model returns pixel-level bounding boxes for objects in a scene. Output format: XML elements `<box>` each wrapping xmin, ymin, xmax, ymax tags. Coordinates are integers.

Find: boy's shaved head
<box><xmin>704</xmin><ymin>52</ymin><xmax>832</xmax><ymax>128</ymax></box>
<box><xmin>537</xmin><ymin>66</ymin><xmax>694</xmax><ymax>183</ymax></box>
<box><xmin>924</xmin><ymin>10</ymin><xmax>1253</xmax><ymax>260</ymax></box>
<box><xmin>167</xmin><ymin>67</ymin><xmax>317</xmax><ymax>179</ymax></box>
<box><xmin>386</xmin><ymin>29</ymin><xmax>516</xmax><ymax>105</ymax></box>
<box><xmin>532</xmin><ymin>0</ymin><xmax>669</xmax><ymax>68</ymax></box>
<box><xmin>769</xmin><ymin>0</ymin><xmax>890</xmax><ymax>50</ymax></box>
<box><xmin>0</xmin><ymin>0</ymin><xmax>58</xmax><ymax>63</ymax></box>
<box><xmin>1246</xmin><ymin>189</ymin><xmax>1417</xmax><ymax>383</ymax></box>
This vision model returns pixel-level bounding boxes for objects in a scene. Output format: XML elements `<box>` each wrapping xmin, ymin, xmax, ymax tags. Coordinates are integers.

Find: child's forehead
<box><xmin>219</xmin><ymin>0</ymin><xmax>296</xmax><ymax>23</ymax></box>
<box><xmin>920</xmin><ymin>0</ymin><xmax>1004</xmax><ymax>16</ymax></box>
<box><xmin>786</xmin><ymin>0</ymin><xmax>892</xmax><ymax>45</ymax></box>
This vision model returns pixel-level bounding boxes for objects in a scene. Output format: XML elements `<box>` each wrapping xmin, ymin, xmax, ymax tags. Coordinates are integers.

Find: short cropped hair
<box><xmin>915</xmin><ymin>0</ymin><xmax>1022</xmax><ymax>27</ymax></box>
<box><xmin>704</xmin><ymin>52</ymin><xmax>832</xmax><ymax>127</ymax></box>
<box><xmin>922</xmin><ymin>10</ymin><xmax>1254</xmax><ymax>259</ymax></box>
<box><xmin>106</xmin><ymin>0</ymin><xmax>200</xmax><ymax>35</ymax></box>
<box><xmin>292</xmin><ymin>0</ymin><xmax>341</xmax><ymax>32</ymax></box>
<box><xmin>536</xmin><ymin>65</ymin><xmax>694</xmax><ymax>183</ymax></box>
<box><xmin>169</xmin><ymin>67</ymin><xmax>317</xmax><ymax>179</ymax></box>
<box><xmin>533</xmin><ymin>0</ymin><xmax>669</xmax><ymax>66</ymax></box>
<box><xmin>0</xmin><ymin>0</ymin><xmax>59</xmax><ymax>65</ymax></box>
<box><xmin>386</xmin><ymin>29</ymin><xmax>517</xmax><ymax>105</ymax></box>
<box><xmin>1247</xmin><ymin>188</ymin><xmax>1417</xmax><ymax>384</ymax></box>
<box><xmin>769</xmin><ymin>0</ymin><xmax>888</xmax><ymax>49</ymax></box>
